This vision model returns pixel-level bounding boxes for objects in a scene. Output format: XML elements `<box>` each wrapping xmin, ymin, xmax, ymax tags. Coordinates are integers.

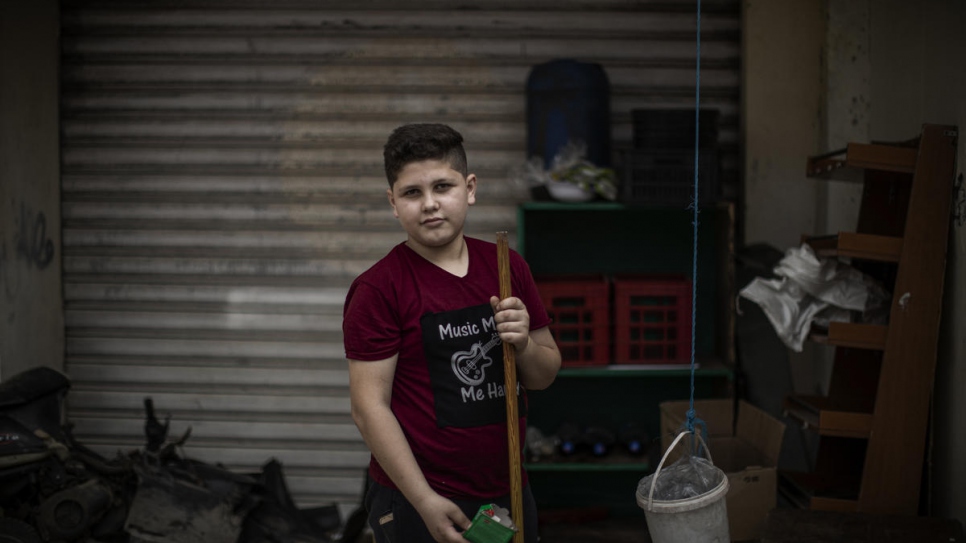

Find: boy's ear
<box><xmin>387</xmin><ymin>188</ymin><xmax>398</xmax><ymax>218</ymax></box>
<box><xmin>466</xmin><ymin>173</ymin><xmax>478</xmax><ymax>205</ymax></box>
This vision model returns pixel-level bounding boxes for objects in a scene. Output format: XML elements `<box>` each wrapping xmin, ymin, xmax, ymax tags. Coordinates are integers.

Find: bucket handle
<box><xmin>646</xmin><ymin>430</ymin><xmax>715</xmax><ymax>509</ymax></box>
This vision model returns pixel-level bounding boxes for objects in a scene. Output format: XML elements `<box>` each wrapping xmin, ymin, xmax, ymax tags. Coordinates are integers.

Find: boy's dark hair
<box><xmin>383</xmin><ymin>123</ymin><xmax>468</xmax><ymax>186</ymax></box>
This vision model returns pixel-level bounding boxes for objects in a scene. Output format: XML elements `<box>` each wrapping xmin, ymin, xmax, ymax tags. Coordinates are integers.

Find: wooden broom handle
<box><xmin>496</xmin><ymin>231</ymin><xmax>524</xmax><ymax>543</ymax></box>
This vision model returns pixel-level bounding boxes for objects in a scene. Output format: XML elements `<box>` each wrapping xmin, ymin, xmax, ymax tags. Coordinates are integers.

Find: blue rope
<box><xmin>685</xmin><ymin>0</ymin><xmax>708</xmax><ymax>448</ymax></box>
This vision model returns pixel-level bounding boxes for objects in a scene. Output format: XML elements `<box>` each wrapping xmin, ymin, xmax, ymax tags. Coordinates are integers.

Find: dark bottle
<box><xmin>618</xmin><ymin>422</ymin><xmax>649</xmax><ymax>456</ymax></box>
<box><xmin>582</xmin><ymin>425</ymin><xmax>616</xmax><ymax>457</ymax></box>
<box><xmin>556</xmin><ymin>422</ymin><xmax>583</xmax><ymax>456</ymax></box>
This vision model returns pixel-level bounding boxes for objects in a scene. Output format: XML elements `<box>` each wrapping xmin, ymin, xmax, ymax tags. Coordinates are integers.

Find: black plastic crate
<box><xmin>618</xmin><ymin>149</ymin><xmax>719</xmax><ymax>206</ymax></box>
<box><xmin>631</xmin><ymin>108</ymin><xmax>720</xmax><ymax>149</ymax></box>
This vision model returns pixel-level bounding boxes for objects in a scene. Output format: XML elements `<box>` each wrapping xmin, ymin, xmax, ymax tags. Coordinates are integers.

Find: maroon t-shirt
<box><xmin>343</xmin><ymin>237</ymin><xmax>550</xmax><ymax>499</ymax></box>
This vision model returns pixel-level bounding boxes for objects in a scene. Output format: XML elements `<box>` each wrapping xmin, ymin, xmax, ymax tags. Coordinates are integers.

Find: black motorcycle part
<box><xmin>0</xmin><ymin>418</ymin><xmax>48</xmax><ymax>460</ymax></box>
<box><xmin>0</xmin><ymin>459</ymin><xmax>43</xmax><ymax>505</ymax></box>
<box><xmin>300</xmin><ymin>506</ymin><xmax>341</xmax><ymax>535</ymax></box>
<box><xmin>142</xmin><ymin>398</ymin><xmax>169</xmax><ymax>453</ymax></box>
<box><xmin>336</xmin><ymin>505</ymin><xmax>368</xmax><ymax>543</ymax></box>
<box><xmin>176</xmin><ymin>458</ymin><xmax>258</xmax><ymax>498</ymax></box>
<box><xmin>0</xmin><ymin>518</ymin><xmax>43</xmax><ymax>543</ymax></box>
<box><xmin>70</xmin><ymin>440</ymin><xmax>132</xmax><ymax>476</ymax></box>
<box><xmin>36</xmin><ymin>479</ymin><xmax>114</xmax><ymax>540</ymax></box>
<box><xmin>0</xmin><ymin>367</ymin><xmax>70</xmax><ymax>445</ymax></box>
<box><xmin>0</xmin><ymin>367</ymin><xmax>69</xmax><ymax>409</ymax></box>
<box><xmin>239</xmin><ymin>459</ymin><xmax>333</xmax><ymax>543</ymax></box>
<box><xmin>126</xmin><ymin>462</ymin><xmax>257</xmax><ymax>543</ymax></box>
<box><xmin>335</xmin><ymin>470</ymin><xmax>370</xmax><ymax>543</ymax></box>
<box><xmin>91</xmin><ymin>500</ymin><xmax>130</xmax><ymax>539</ymax></box>
<box><xmin>258</xmin><ymin>459</ymin><xmax>296</xmax><ymax>510</ymax></box>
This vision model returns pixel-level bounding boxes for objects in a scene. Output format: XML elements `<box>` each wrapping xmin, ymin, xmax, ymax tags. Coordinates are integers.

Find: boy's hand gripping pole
<box><xmin>496</xmin><ymin>232</ymin><xmax>524</xmax><ymax>543</ymax></box>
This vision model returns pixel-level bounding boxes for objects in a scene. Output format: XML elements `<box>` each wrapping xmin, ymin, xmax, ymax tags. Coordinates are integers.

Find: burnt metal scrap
<box><xmin>0</xmin><ymin>366</ymin><xmax>348</xmax><ymax>543</ymax></box>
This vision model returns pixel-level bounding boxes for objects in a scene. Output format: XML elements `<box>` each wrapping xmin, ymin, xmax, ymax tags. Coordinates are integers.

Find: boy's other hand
<box><xmin>490</xmin><ymin>295</ymin><xmax>531</xmax><ymax>352</ymax></box>
<box><xmin>414</xmin><ymin>493</ymin><xmax>472</xmax><ymax>543</ymax></box>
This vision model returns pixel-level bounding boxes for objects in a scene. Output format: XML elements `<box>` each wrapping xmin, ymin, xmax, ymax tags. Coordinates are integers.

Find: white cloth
<box><xmin>738</xmin><ymin>244</ymin><xmax>890</xmax><ymax>351</ymax></box>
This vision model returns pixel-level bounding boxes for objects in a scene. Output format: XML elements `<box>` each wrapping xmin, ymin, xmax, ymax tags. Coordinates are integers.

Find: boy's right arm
<box><xmin>348</xmin><ymin>356</ymin><xmax>472</xmax><ymax>543</ymax></box>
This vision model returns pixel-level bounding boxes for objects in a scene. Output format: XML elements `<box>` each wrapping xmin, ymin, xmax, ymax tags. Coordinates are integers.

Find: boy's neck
<box><xmin>406</xmin><ymin>235</ymin><xmax>469</xmax><ymax>277</ymax></box>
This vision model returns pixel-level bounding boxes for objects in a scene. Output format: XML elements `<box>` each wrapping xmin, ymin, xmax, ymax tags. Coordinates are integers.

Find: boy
<box><xmin>343</xmin><ymin>123</ymin><xmax>561</xmax><ymax>543</ymax></box>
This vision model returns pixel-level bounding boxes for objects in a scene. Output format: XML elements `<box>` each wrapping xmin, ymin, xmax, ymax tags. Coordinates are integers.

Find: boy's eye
<box><xmin>434</xmin><ymin>183</ymin><xmax>453</xmax><ymax>191</ymax></box>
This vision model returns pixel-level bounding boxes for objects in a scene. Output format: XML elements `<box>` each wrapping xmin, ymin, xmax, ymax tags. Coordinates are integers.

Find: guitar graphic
<box><xmin>451</xmin><ymin>333</ymin><xmax>502</xmax><ymax>386</ymax></box>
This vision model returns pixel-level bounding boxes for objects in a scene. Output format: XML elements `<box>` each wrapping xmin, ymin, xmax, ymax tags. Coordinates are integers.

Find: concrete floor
<box><xmin>537</xmin><ymin>517</ymin><xmax>651</xmax><ymax>543</ymax></box>
<box><xmin>355</xmin><ymin>517</ymin><xmax>652</xmax><ymax>543</ymax></box>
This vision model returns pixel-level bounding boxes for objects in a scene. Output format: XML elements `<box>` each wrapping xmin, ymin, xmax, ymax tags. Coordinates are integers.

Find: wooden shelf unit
<box><xmin>808</xmin><ymin>322</ymin><xmax>888</xmax><ymax>351</ymax></box>
<box><xmin>780</xmin><ymin>124</ymin><xmax>959</xmax><ymax>514</ymax></box>
<box><xmin>518</xmin><ymin>202</ymin><xmax>736</xmax><ymax>516</ymax></box>
<box><xmin>783</xmin><ymin>394</ymin><xmax>874</xmax><ymax>439</ymax></box>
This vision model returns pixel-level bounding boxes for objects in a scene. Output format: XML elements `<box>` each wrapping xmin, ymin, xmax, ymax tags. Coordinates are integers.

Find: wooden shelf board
<box><xmin>558</xmin><ymin>357</ymin><xmax>733</xmax><ymax>378</ymax></box>
<box><xmin>806</xmin><ymin>142</ymin><xmax>918</xmax><ymax>180</ymax></box>
<box><xmin>783</xmin><ymin>395</ymin><xmax>873</xmax><ymax>438</ymax></box>
<box><xmin>809</xmin><ymin>322</ymin><xmax>888</xmax><ymax>350</ymax></box>
<box><xmin>846</xmin><ymin>143</ymin><xmax>918</xmax><ymax>173</ymax></box>
<box><xmin>780</xmin><ymin>470</ymin><xmax>860</xmax><ymax>511</ymax></box>
<box><xmin>803</xmin><ymin>232</ymin><xmax>903</xmax><ymax>262</ymax></box>
<box><xmin>525</xmin><ymin>451</ymin><xmax>650</xmax><ymax>472</ymax></box>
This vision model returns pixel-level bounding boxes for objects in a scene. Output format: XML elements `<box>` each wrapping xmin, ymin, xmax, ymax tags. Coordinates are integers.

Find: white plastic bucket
<box><xmin>636</xmin><ymin>431</ymin><xmax>730</xmax><ymax>543</ymax></box>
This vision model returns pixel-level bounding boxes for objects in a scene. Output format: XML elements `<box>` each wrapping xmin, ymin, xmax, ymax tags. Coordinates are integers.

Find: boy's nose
<box><xmin>422</xmin><ymin>195</ymin><xmax>440</xmax><ymax>210</ymax></box>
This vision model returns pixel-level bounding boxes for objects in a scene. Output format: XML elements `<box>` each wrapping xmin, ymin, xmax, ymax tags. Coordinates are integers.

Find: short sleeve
<box><xmin>343</xmin><ymin>279</ymin><xmax>401</xmax><ymax>361</ymax></box>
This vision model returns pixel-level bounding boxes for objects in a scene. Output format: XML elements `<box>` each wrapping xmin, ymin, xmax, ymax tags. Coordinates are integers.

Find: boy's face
<box><xmin>387</xmin><ymin>159</ymin><xmax>477</xmax><ymax>253</ymax></box>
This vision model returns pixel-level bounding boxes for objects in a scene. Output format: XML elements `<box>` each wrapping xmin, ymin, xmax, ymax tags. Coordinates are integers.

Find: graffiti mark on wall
<box><xmin>1</xmin><ymin>202</ymin><xmax>57</xmax><ymax>302</ymax></box>
<box><xmin>16</xmin><ymin>203</ymin><xmax>55</xmax><ymax>270</ymax></box>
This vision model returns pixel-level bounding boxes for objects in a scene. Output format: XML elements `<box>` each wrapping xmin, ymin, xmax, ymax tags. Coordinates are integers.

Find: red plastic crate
<box><xmin>535</xmin><ymin>276</ymin><xmax>610</xmax><ymax>367</ymax></box>
<box><xmin>613</xmin><ymin>277</ymin><xmax>692</xmax><ymax>365</ymax></box>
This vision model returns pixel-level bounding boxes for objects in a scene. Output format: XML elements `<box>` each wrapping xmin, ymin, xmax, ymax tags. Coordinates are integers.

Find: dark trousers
<box><xmin>364</xmin><ymin>479</ymin><xmax>539</xmax><ymax>543</ymax></box>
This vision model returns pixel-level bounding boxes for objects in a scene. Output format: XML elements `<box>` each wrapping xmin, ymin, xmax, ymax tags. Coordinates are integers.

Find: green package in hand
<box><xmin>462</xmin><ymin>504</ymin><xmax>517</xmax><ymax>543</ymax></box>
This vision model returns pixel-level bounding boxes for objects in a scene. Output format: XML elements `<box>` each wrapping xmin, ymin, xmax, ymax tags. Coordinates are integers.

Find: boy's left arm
<box><xmin>490</xmin><ymin>296</ymin><xmax>561</xmax><ymax>390</ymax></box>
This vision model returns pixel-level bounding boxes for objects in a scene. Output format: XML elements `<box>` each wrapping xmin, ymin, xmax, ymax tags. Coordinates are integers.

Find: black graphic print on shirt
<box><xmin>421</xmin><ymin>303</ymin><xmax>526</xmax><ymax>428</ymax></box>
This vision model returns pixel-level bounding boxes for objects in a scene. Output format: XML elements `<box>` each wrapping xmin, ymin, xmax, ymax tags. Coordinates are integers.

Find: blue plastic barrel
<box><xmin>526</xmin><ymin>59</ymin><xmax>611</xmax><ymax>169</ymax></box>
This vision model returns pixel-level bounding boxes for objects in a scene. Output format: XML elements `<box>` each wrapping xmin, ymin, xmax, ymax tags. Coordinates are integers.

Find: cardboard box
<box><xmin>658</xmin><ymin>399</ymin><xmax>785</xmax><ymax>542</ymax></box>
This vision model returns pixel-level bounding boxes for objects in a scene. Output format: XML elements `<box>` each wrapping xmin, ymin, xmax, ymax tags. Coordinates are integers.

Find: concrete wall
<box><xmin>0</xmin><ymin>1</ymin><xmax>63</xmax><ymax>380</ymax></box>
<box><xmin>742</xmin><ymin>0</ymin><xmax>828</xmax><ymax>400</ymax></box>
<box><xmin>744</xmin><ymin>0</ymin><xmax>966</xmax><ymax>523</ymax></box>
<box><xmin>742</xmin><ymin>0</ymin><xmax>825</xmax><ymax>251</ymax></box>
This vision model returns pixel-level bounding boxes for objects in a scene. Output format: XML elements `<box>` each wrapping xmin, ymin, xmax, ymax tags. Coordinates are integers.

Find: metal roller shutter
<box><xmin>60</xmin><ymin>0</ymin><xmax>740</xmax><ymax>511</ymax></box>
